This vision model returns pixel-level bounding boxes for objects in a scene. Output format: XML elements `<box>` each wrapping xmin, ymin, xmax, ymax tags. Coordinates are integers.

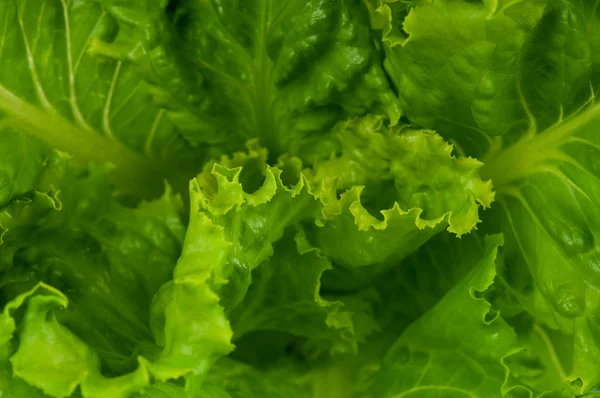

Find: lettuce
<box><xmin>0</xmin><ymin>0</ymin><xmax>599</xmax><ymax>397</ymax></box>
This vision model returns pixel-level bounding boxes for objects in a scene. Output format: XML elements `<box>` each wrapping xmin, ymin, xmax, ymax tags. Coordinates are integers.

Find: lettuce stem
<box><xmin>0</xmin><ymin>83</ymin><xmax>165</xmax><ymax>198</ymax></box>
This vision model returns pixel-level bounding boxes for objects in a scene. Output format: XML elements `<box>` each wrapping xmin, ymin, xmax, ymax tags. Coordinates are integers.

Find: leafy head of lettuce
<box><xmin>1</xmin><ymin>0</ymin><xmax>600</xmax><ymax>397</ymax></box>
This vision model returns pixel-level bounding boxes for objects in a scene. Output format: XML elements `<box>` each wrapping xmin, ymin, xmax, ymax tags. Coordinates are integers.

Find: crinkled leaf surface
<box><xmin>2</xmin><ymin>0</ymin><xmax>598</xmax><ymax>397</ymax></box>
<box><xmin>181</xmin><ymin>129</ymin><xmax>491</xmax><ymax>352</ymax></box>
<box><xmin>88</xmin><ymin>0</ymin><xmax>401</xmax><ymax>161</ymax></box>
<box><xmin>0</xmin><ymin>157</ymin><xmax>233</xmax><ymax>396</ymax></box>
<box><xmin>379</xmin><ymin>0</ymin><xmax>600</xmax><ymax>394</ymax></box>
<box><xmin>307</xmin><ymin>116</ymin><xmax>493</xmax><ymax>290</ymax></box>
<box><xmin>180</xmin><ymin>146</ymin><xmax>364</xmax><ymax>354</ymax></box>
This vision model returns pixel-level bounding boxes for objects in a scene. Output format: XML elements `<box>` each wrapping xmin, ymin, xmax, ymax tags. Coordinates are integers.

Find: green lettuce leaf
<box><xmin>0</xmin><ymin>0</ymin><xmax>200</xmax><ymax>197</ymax></box>
<box><xmin>180</xmin><ymin>124</ymin><xmax>492</xmax><ymax>353</ymax></box>
<box><xmin>0</xmin><ymin>156</ymin><xmax>233</xmax><ymax>396</ymax></box>
<box><xmin>371</xmin><ymin>231</ymin><xmax>488</xmax><ymax>334</ymax></box>
<box><xmin>378</xmin><ymin>0</ymin><xmax>600</xmax><ymax>394</ymax></box>
<box><xmin>227</xmin><ymin>227</ymin><xmax>361</xmax><ymax>354</ymax></box>
<box><xmin>371</xmin><ymin>235</ymin><xmax>572</xmax><ymax>398</ymax></box>
<box><xmin>203</xmin><ymin>358</ymin><xmax>311</xmax><ymax>398</ymax></box>
<box><xmin>87</xmin><ymin>0</ymin><xmax>401</xmax><ymax>161</ymax></box>
<box><xmin>132</xmin><ymin>358</ymin><xmax>317</xmax><ymax>398</ymax></box>
<box><xmin>3</xmin><ymin>0</ymin><xmax>596</xmax><ymax>397</ymax></box>
<box><xmin>307</xmin><ymin>116</ymin><xmax>494</xmax><ymax>290</ymax></box>
<box><xmin>502</xmin><ymin>315</ymin><xmax>577</xmax><ymax>397</ymax></box>
<box><xmin>180</xmin><ymin>145</ymin><xmax>365</xmax><ymax>354</ymax></box>
<box><xmin>0</xmin><ymin>130</ymin><xmax>49</xmax><ymax>207</ymax></box>
<box><xmin>368</xmin><ymin>231</ymin><xmax>577</xmax><ymax>397</ymax></box>
<box><xmin>6</xmin><ymin>284</ymin><xmax>151</xmax><ymax>398</ymax></box>
<box><xmin>377</xmin><ymin>0</ymin><xmax>600</xmax><ymax>152</ymax></box>
<box><xmin>378</xmin><ymin>0</ymin><xmax>545</xmax><ymax>148</ymax></box>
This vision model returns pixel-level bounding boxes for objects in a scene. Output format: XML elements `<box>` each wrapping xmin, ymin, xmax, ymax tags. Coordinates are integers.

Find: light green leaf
<box><xmin>307</xmin><ymin>116</ymin><xmax>494</xmax><ymax>290</ymax></box>
<box><xmin>180</xmin><ymin>145</ymin><xmax>367</xmax><ymax>353</ymax></box>
<box><xmin>187</xmin><ymin>143</ymin><xmax>322</xmax><ymax>312</ymax></box>
<box><xmin>0</xmin><ymin>157</ymin><xmax>233</xmax><ymax>396</ymax></box>
<box><xmin>0</xmin><ymin>285</ymin><xmax>67</xmax><ymax>398</ymax></box>
<box><xmin>9</xmin><ymin>286</ymin><xmax>150</xmax><ymax>398</ymax></box>
<box><xmin>146</xmin><ymin>205</ymin><xmax>233</xmax><ymax>380</ymax></box>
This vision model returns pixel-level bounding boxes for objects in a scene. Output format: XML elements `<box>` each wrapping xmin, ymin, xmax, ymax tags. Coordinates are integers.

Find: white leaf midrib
<box><xmin>103</xmin><ymin>61</ymin><xmax>121</xmax><ymax>140</ymax></box>
<box><xmin>17</xmin><ymin>0</ymin><xmax>53</xmax><ymax>112</ymax></box>
<box><xmin>60</xmin><ymin>0</ymin><xmax>95</xmax><ymax>133</ymax></box>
